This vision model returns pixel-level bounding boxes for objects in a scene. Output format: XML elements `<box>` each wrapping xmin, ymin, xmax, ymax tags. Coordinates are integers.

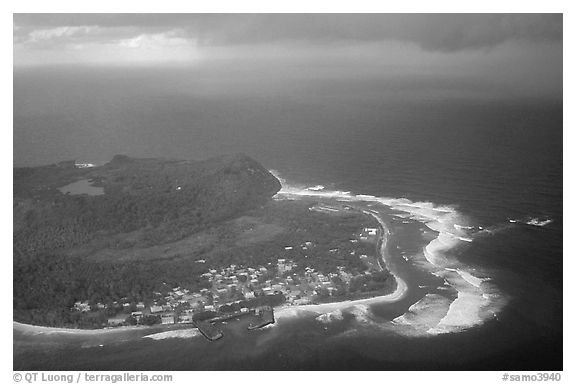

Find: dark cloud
<box><xmin>14</xmin><ymin>14</ymin><xmax>562</xmax><ymax>52</ymax></box>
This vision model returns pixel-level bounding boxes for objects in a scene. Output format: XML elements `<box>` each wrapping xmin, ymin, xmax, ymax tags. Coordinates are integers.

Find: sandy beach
<box><xmin>13</xmin><ymin>321</ymin><xmax>168</xmax><ymax>337</ymax></box>
<box><xmin>275</xmin><ymin>277</ymin><xmax>407</xmax><ymax>318</ymax></box>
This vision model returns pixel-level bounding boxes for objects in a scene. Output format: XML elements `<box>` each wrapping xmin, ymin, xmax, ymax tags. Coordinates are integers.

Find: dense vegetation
<box><xmin>204</xmin><ymin>200</ymin><xmax>376</xmax><ymax>275</ymax></box>
<box><xmin>13</xmin><ymin>154</ymin><xmax>281</xmax><ymax>327</ymax></box>
<box><xmin>13</xmin><ymin>251</ymin><xmax>213</xmax><ymax>327</ymax></box>
<box><xmin>13</xmin><ymin>198</ymin><xmax>378</xmax><ymax>327</ymax></box>
<box><xmin>13</xmin><ymin>154</ymin><xmax>391</xmax><ymax>328</ymax></box>
<box><xmin>14</xmin><ymin>154</ymin><xmax>281</xmax><ymax>258</ymax></box>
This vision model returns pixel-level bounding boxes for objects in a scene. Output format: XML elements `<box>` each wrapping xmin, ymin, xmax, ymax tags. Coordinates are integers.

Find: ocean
<box><xmin>13</xmin><ymin>66</ymin><xmax>562</xmax><ymax>370</ymax></box>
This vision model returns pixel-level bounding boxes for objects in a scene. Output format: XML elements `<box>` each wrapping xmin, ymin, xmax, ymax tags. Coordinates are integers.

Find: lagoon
<box><xmin>59</xmin><ymin>179</ymin><xmax>104</xmax><ymax>196</ymax></box>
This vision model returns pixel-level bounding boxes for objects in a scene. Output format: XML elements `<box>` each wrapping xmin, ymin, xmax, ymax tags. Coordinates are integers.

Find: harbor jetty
<box><xmin>192</xmin><ymin>306</ymin><xmax>275</xmax><ymax>341</ymax></box>
<box><xmin>192</xmin><ymin>320</ymin><xmax>223</xmax><ymax>341</ymax></box>
<box><xmin>248</xmin><ymin>306</ymin><xmax>275</xmax><ymax>330</ymax></box>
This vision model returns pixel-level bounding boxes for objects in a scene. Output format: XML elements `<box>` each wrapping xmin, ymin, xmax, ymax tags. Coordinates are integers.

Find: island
<box><xmin>13</xmin><ymin>154</ymin><xmax>397</xmax><ymax>341</ymax></box>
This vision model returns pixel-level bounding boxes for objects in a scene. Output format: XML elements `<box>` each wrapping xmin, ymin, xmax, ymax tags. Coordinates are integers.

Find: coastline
<box><xmin>13</xmin><ymin>321</ymin><xmax>164</xmax><ymax>336</ymax></box>
<box><xmin>14</xmin><ymin>181</ymin><xmax>504</xmax><ymax>339</ymax></box>
<box><xmin>13</xmin><ymin>280</ymin><xmax>408</xmax><ymax>337</ymax></box>
<box><xmin>275</xmin><ymin>277</ymin><xmax>407</xmax><ymax>318</ymax></box>
<box><xmin>14</xmin><ymin>204</ymin><xmax>406</xmax><ymax>336</ymax></box>
<box><xmin>270</xmin><ymin>187</ymin><xmax>410</xmax><ymax>317</ymax></box>
<box><xmin>274</xmin><ymin>182</ymin><xmax>506</xmax><ymax>336</ymax></box>
<box><xmin>276</xmin><ymin>207</ymin><xmax>407</xmax><ymax>317</ymax></box>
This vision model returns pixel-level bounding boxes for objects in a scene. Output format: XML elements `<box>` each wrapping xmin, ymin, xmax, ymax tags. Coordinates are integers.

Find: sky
<box><xmin>13</xmin><ymin>14</ymin><xmax>563</xmax><ymax>99</ymax></box>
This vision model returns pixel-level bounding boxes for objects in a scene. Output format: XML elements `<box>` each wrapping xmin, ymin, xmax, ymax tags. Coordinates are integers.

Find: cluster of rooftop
<box><xmin>72</xmin><ymin>226</ymin><xmax>382</xmax><ymax>328</ymax></box>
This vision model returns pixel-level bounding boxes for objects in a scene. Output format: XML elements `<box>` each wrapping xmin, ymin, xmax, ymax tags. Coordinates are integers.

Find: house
<box><xmin>161</xmin><ymin>313</ymin><xmax>175</xmax><ymax>325</ymax></box>
<box><xmin>365</xmin><ymin>228</ymin><xmax>378</xmax><ymax>236</ymax></box>
<box><xmin>204</xmin><ymin>305</ymin><xmax>215</xmax><ymax>312</ymax></box>
<box><xmin>74</xmin><ymin>301</ymin><xmax>91</xmax><ymax>312</ymax></box>
<box><xmin>178</xmin><ymin>314</ymin><xmax>193</xmax><ymax>324</ymax></box>
<box><xmin>150</xmin><ymin>305</ymin><xmax>163</xmax><ymax>314</ymax></box>
<box><xmin>131</xmin><ymin>311</ymin><xmax>143</xmax><ymax>322</ymax></box>
<box><xmin>136</xmin><ymin>302</ymin><xmax>145</xmax><ymax>310</ymax></box>
<box><xmin>107</xmin><ymin>316</ymin><xmax>126</xmax><ymax>326</ymax></box>
<box><xmin>262</xmin><ymin>287</ymin><xmax>274</xmax><ymax>295</ymax></box>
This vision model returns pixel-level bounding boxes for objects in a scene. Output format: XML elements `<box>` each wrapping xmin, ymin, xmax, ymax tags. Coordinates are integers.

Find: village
<box><xmin>72</xmin><ymin>226</ymin><xmax>383</xmax><ymax>328</ymax></box>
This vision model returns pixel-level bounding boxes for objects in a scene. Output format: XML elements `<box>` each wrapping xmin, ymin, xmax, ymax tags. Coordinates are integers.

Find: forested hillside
<box><xmin>13</xmin><ymin>154</ymin><xmax>281</xmax><ymax>326</ymax></box>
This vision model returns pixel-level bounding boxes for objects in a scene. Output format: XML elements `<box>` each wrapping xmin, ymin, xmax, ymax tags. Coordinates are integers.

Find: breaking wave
<box><xmin>392</xmin><ymin>294</ymin><xmax>452</xmax><ymax>335</ymax></box>
<box><xmin>508</xmin><ymin>217</ymin><xmax>553</xmax><ymax>227</ymax></box>
<box><xmin>316</xmin><ymin>309</ymin><xmax>344</xmax><ymax>324</ymax></box>
<box><xmin>526</xmin><ymin>217</ymin><xmax>553</xmax><ymax>227</ymax></box>
<box><xmin>270</xmin><ymin>170</ymin><xmax>506</xmax><ymax>337</ymax></box>
<box><xmin>348</xmin><ymin>304</ymin><xmax>375</xmax><ymax>325</ymax></box>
